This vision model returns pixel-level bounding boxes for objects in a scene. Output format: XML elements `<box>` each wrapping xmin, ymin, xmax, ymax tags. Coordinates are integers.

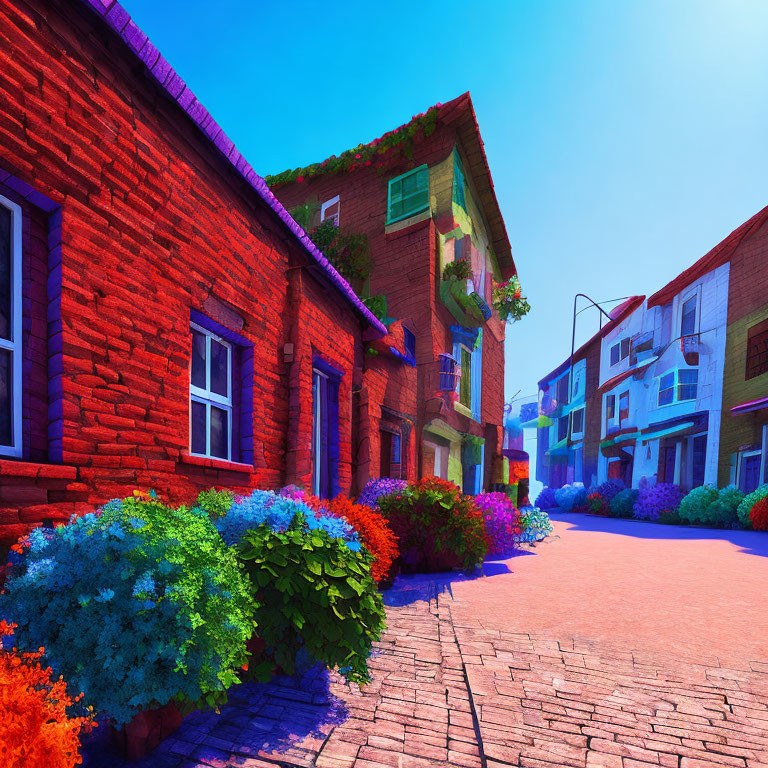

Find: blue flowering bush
<box><xmin>0</xmin><ymin>498</ymin><xmax>254</xmax><ymax>726</ymax></box>
<box><xmin>534</xmin><ymin>487</ymin><xmax>557</xmax><ymax>510</ymax></box>
<box><xmin>357</xmin><ymin>477</ymin><xmax>408</xmax><ymax>509</ymax></box>
<box><xmin>737</xmin><ymin>484</ymin><xmax>768</xmax><ymax>528</ymax></box>
<box><xmin>633</xmin><ymin>483</ymin><xmax>685</xmax><ymax>521</ymax></box>
<box><xmin>213</xmin><ymin>489</ymin><xmax>380</xmax><ymax>685</ymax></box>
<box><xmin>609</xmin><ymin>488</ymin><xmax>639</xmax><ymax>518</ymax></box>
<box><xmin>514</xmin><ymin>507</ymin><xmax>553</xmax><ymax>543</ymax></box>
<box><xmin>554</xmin><ymin>484</ymin><xmax>588</xmax><ymax>512</ymax></box>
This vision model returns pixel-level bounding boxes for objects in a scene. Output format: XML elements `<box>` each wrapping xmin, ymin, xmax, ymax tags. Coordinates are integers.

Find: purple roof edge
<box><xmin>78</xmin><ymin>0</ymin><xmax>387</xmax><ymax>338</ymax></box>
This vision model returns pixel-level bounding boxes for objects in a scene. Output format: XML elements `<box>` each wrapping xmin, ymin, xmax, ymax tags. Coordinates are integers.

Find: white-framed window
<box><xmin>658</xmin><ymin>371</ymin><xmax>675</xmax><ymax>406</ymax></box>
<box><xmin>571</xmin><ymin>407</ymin><xmax>585</xmax><ymax>440</ymax></box>
<box><xmin>190</xmin><ymin>322</ymin><xmax>232</xmax><ymax>461</ymax></box>
<box><xmin>680</xmin><ymin>291</ymin><xmax>699</xmax><ymax>337</ymax></box>
<box><xmin>605</xmin><ymin>393</ymin><xmax>616</xmax><ymax>429</ymax></box>
<box><xmin>610</xmin><ymin>338</ymin><xmax>630</xmax><ymax>366</ymax></box>
<box><xmin>0</xmin><ymin>193</ymin><xmax>22</xmax><ymax>458</ymax></box>
<box><xmin>657</xmin><ymin>368</ymin><xmax>698</xmax><ymax>406</ymax></box>
<box><xmin>320</xmin><ymin>195</ymin><xmax>340</xmax><ymax>226</ymax></box>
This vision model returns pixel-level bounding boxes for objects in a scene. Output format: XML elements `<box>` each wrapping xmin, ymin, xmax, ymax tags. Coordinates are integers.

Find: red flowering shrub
<box><xmin>587</xmin><ymin>493</ymin><xmax>609</xmax><ymax>516</ymax></box>
<box><xmin>328</xmin><ymin>497</ymin><xmax>399</xmax><ymax>583</ymax></box>
<box><xmin>750</xmin><ymin>496</ymin><xmax>768</xmax><ymax>532</ymax></box>
<box><xmin>0</xmin><ymin>620</ymin><xmax>94</xmax><ymax>768</ymax></box>
<box><xmin>377</xmin><ymin>477</ymin><xmax>488</xmax><ymax>573</ymax></box>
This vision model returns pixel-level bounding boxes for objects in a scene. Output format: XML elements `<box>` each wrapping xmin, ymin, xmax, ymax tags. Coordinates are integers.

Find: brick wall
<box><xmin>0</xmin><ymin>0</ymin><xmax>369</xmax><ymax>544</ymax></box>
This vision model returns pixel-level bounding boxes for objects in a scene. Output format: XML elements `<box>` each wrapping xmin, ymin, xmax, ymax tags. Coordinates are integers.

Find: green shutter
<box><xmin>452</xmin><ymin>151</ymin><xmax>466</xmax><ymax>210</ymax></box>
<box><xmin>387</xmin><ymin>165</ymin><xmax>429</xmax><ymax>224</ymax></box>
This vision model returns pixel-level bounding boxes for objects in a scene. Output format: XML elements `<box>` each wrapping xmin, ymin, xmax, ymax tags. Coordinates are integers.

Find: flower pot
<box><xmin>110</xmin><ymin>700</ymin><xmax>185</xmax><ymax>761</ymax></box>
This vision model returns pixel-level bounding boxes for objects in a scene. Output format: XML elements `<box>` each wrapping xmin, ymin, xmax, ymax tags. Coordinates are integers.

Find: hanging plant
<box><xmin>265</xmin><ymin>107</ymin><xmax>441</xmax><ymax>188</ymax></box>
<box><xmin>492</xmin><ymin>275</ymin><xmax>530</xmax><ymax>323</ymax></box>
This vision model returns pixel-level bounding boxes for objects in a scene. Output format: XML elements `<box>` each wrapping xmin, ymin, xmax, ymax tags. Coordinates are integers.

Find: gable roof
<box><xmin>76</xmin><ymin>0</ymin><xmax>386</xmax><ymax>338</ymax></box>
<box><xmin>267</xmin><ymin>93</ymin><xmax>517</xmax><ymax>279</ymax></box>
<box><xmin>648</xmin><ymin>204</ymin><xmax>768</xmax><ymax>308</ymax></box>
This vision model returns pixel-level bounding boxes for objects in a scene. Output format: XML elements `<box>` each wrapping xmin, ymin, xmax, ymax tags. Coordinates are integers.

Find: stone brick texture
<box><xmin>0</xmin><ymin>0</ymin><xmax>397</xmax><ymax>546</ymax></box>
<box><xmin>271</xmin><ymin>120</ymin><xmax>506</xmax><ymax>486</ymax></box>
<box><xmin>718</xmin><ymin>217</ymin><xmax>768</xmax><ymax>484</ymax></box>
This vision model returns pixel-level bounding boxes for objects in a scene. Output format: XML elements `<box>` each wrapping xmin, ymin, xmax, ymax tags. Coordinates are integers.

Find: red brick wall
<box><xmin>727</xmin><ymin>218</ymin><xmax>768</xmax><ymax>325</ymax></box>
<box><xmin>0</xmin><ymin>0</ymin><xmax>367</xmax><ymax>543</ymax></box>
<box><xmin>272</xmin><ymin>123</ymin><xmax>506</xmax><ymax>481</ymax></box>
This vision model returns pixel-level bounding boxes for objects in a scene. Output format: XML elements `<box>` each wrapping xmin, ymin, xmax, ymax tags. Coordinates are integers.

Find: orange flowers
<box><xmin>0</xmin><ymin>621</ymin><xmax>94</xmax><ymax>768</ymax></box>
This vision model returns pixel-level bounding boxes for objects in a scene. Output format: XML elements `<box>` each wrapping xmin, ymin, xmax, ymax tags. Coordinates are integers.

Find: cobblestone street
<box><xmin>83</xmin><ymin>514</ymin><xmax>768</xmax><ymax>768</ymax></box>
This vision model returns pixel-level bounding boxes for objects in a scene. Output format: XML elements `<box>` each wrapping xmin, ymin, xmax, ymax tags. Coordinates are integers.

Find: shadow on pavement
<box><xmin>550</xmin><ymin>510</ymin><xmax>768</xmax><ymax>559</ymax></box>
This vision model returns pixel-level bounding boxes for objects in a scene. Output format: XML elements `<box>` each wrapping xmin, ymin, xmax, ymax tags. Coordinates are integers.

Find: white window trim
<box><xmin>320</xmin><ymin>195</ymin><xmax>340</xmax><ymax>226</ymax></box>
<box><xmin>656</xmin><ymin>367</ymin><xmax>698</xmax><ymax>407</ymax></box>
<box><xmin>570</xmin><ymin>406</ymin><xmax>585</xmax><ymax>441</ymax></box>
<box><xmin>312</xmin><ymin>367</ymin><xmax>328</xmax><ymax>496</ymax></box>
<box><xmin>679</xmin><ymin>285</ymin><xmax>702</xmax><ymax>338</ymax></box>
<box><xmin>0</xmin><ymin>193</ymin><xmax>22</xmax><ymax>458</ymax></box>
<box><xmin>190</xmin><ymin>322</ymin><xmax>233</xmax><ymax>461</ymax></box>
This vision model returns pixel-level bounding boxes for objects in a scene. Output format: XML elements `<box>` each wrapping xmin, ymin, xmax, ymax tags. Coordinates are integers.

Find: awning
<box><xmin>519</xmin><ymin>415</ymin><xmax>553</xmax><ymax>430</ymax></box>
<box><xmin>641</xmin><ymin>421</ymin><xmax>695</xmax><ymax>442</ymax></box>
<box><xmin>600</xmin><ymin>431</ymin><xmax>641</xmax><ymax>450</ymax></box>
<box><xmin>731</xmin><ymin>396</ymin><xmax>768</xmax><ymax>415</ymax></box>
<box><xmin>545</xmin><ymin>437</ymin><xmax>569</xmax><ymax>456</ymax></box>
<box><xmin>597</xmin><ymin>357</ymin><xmax>658</xmax><ymax>395</ymax></box>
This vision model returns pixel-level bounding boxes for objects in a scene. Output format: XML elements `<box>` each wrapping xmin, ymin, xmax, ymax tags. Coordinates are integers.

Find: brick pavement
<box><xmin>82</xmin><ymin>518</ymin><xmax>768</xmax><ymax>767</ymax></box>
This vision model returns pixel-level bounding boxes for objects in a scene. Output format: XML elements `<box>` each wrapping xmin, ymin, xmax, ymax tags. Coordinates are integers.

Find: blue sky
<box><xmin>122</xmin><ymin>0</ymin><xmax>768</xmax><ymax>493</ymax></box>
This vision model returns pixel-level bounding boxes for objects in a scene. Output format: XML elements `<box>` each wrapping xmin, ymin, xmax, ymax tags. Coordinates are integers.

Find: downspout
<box><xmin>284</xmin><ymin>265</ymin><xmax>306</xmax><ymax>488</ymax></box>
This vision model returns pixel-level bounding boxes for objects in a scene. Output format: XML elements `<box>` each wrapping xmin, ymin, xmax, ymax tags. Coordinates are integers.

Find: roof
<box><xmin>76</xmin><ymin>0</ymin><xmax>386</xmax><ymax>338</ymax></box>
<box><xmin>267</xmin><ymin>93</ymin><xmax>517</xmax><ymax>280</ymax></box>
<box><xmin>648</xmin><ymin>204</ymin><xmax>768</xmax><ymax>308</ymax></box>
<box><xmin>537</xmin><ymin>295</ymin><xmax>645</xmax><ymax>387</ymax></box>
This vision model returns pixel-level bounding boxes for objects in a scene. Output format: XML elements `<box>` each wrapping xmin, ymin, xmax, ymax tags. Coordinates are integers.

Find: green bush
<box><xmin>678</xmin><ymin>485</ymin><xmax>744</xmax><ymax>528</ymax></box>
<box><xmin>609</xmin><ymin>488</ymin><xmax>638</xmax><ymax>518</ymax></box>
<box><xmin>237</xmin><ymin>514</ymin><xmax>385</xmax><ymax>686</ymax></box>
<box><xmin>737</xmin><ymin>484</ymin><xmax>768</xmax><ymax>528</ymax></box>
<box><xmin>377</xmin><ymin>477</ymin><xmax>487</xmax><ymax>573</ymax></box>
<box><xmin>195</xmin><ymin>488</ymin><xmax>235</xmax><ymax>520</ymax></box>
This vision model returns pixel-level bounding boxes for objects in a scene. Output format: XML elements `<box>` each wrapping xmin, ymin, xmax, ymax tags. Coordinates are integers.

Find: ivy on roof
<box><xmin>265</xmin><ymin>107</ymin><xmax>440</xmax><ymax>188</ymax></box>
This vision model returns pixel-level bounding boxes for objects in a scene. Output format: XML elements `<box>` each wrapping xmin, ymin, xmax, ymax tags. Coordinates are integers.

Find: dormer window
<box><xmin>320</xmin><ymin>195</ymin><xmax>340</xmax><ymax>226</ymax></box>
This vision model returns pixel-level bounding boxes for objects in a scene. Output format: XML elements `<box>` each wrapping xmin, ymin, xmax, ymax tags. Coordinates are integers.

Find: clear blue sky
<box><xmin>122</xmin><ymin>0</ymin><xmax>768</xmax><ymax>493</ymax></box>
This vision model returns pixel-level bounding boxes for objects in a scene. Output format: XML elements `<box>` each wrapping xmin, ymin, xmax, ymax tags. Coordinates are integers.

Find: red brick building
<box><xmin>0</xmin><ymin>0</ymin><xmax>428</xmax><ymax>548</ymax></box>
<box><xmin>269</xmin><ymin>94</ymin><xmax>520</xmax><ymax>493</ymax></box>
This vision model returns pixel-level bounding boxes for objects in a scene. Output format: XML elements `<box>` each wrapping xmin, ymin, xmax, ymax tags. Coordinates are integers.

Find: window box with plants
<box><xmin>440</xmin><ymin>259</ymin><xmax>489</xmax><ymax>328</ymax></box>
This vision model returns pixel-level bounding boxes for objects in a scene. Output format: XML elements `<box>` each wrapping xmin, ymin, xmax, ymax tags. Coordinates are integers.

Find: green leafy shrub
<box><xmin>609</xmin><ymin>488</ymin><xmax>638</xmax><ymax>518</ymax></box>
<box><xmin>377</xmin><ymin>477</ymin><xmax>488</xmax><ymax>572</ymax></box>
<box><xmin>309</xmin><ymin>220</ymin><xmax>370</xmax><ymax>285</ymax></box>
<box><xmin>195</xmin><ymin>488</ymin><xmax>235</xmax><ymax>520</ymax></box>
<box><xmin>238</xmin><ymin>515</ymin><xmax>385</xmax><ymax>685</ymax></box>
<box><xmin>737</xmin><ymin>484</ymin><xmax>768</xmax><ymax>528</ymax></box>
<box><xmin>443</xmin><ymin>259</ymin><xmax>472</xmax><ymax>281</ymax></box>
<box><xmin>678</xmin><ymin>485</ymin><xmax>744</xmax><ymax>528</ymax></box>
<box><xmin>1</xmin><ymin>498</ymin><xmax>254</xmax><ymax>726</ymax></box>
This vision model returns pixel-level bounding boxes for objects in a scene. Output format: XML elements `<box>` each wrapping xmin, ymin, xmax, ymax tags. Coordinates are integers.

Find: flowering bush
<box><xmin>597</xmin><ymin>479</ymin><xmax>625</xmax><ymax>503</ymax></box>
<box><xmin>678</xmin><ymin>485</ymin><xmax>744</xmax><ymax>528</ymax></box>
<box><xmin>0</xmin><ymin>620</ymin><xmax>93</xmax><ymax>768</ymax></box>
<box><xmin>587</xmin><ymin>493</ymin><xmax>609</xmax><ymax>516</ymax></box>
<box><xmin>750</xmin><ymin>496</ymin><xmax>768</xmax><ymax>531</ymax></box>
<box><xmin>633</xmin><ymin>483</ymin><xmax>684</xmax><ymax>521</ymax></box>
<box><xmin>737</xmin><ymin>484</ymin><xmax>768</xmax><ymax>528</ymax></box>
<box><xmin>535</xmin><ymin>487</ymin><xmax>557</xmax><ymax>510</ymax></box>
<box><xmin>554</xmin><ymin>484</ymin><xmax>588</xmax><ymax>512</ymax></box>
<box><xmin>492</xmin><ymin>275</ymin><xmax>530</xmax><ymax>323</ymax></box>
<box><xmin>475</xmin><ymin>493</ymin><xmax>521</xmax><ymax>557</ymax></box>
<box><xmin>327</xmin><ymin>496</ymin><xmax>399</xmax><ymax>583</ymax></box>
<box><xmin>237</xmin><ymin>510</ymin><xmax>384</xmax><ymax>685</ymax></box>
<box><xmin>514</xmin><ymin>507</ymin><xmax>553</xmax><ymax>543</ymax></box>
<box><xmin>357</xmin><ymin>477</ymin><xmax>408</xmax><ymax>509</ymax></box>
<box><xmin>377</xmin><ymin>477</ymin><xmax>487</xmax><ymax>572</ymax></box>
<box><xmin>1</xmin><ymin>498</ymin><xmax>254</xmax><ymax>726</ymax></box>
<box><xmin>609</xmin><ymin>488</ymin><xmax>638</xmax><ymax>517</ymax></box>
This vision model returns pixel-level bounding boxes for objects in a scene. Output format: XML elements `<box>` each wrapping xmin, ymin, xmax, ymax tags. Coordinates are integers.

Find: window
<box><xmin>452</xmin><ymin>151</ymin><xmax>466</xmax><ymax>210</ymax></box>
<box><xmin>0</xmin><ymin>194</ymin><xmax>21</xmax><ymax>457</ymax></box>
<box><xmin>630</xmin><ymin>331</ymin><xmax>654</xmax><ymax>365</ymax></box>
<box><xmin>606</xmin><ymin>394</ymin><xmax>616</xmax><ymax>421</ymax></box>
<box><xmin>610</xmin><ymin>339</ymin><xmax>630</xmax><ymax>367</ymax></box>
<box><xmin>403</xmin><ymin>327</ymin><xmax>416</xmax><ymax>362</ymax></box>
<box><xmin>190</xmin><ymin>323</ymin><xmax>232</xmax><ymax>460</ymax></box>
<box><xmin>660</xmin><ymin>444</ymin><xmax>677</xmax><ymax>483</ymax></box>
<box><xmin>746</xmin><ymin>317</ymin><xmax>768</xmax><ymax>380</ymax></box>
<box><xmin>571</xmin><ymin>407</ymin><xmax>585</xmax><ymax>438</ymax></box>
<box><xmin>739</xmin><ymin>451</ymin><xmax>762</xmax><ymax>494</ymax></box>
<box><xmin>439</xmin><ymin>353</ymin><xmax>456</xmax><ymax>391</ymax></box>
<box><xmin>619</xmin><ymin>391</ymin><xmax>629</xmax><ymax>423</ymax></box>
<box><xmin>658</xmin><ymin>372</ymin><xmax>675</xmax><ymax>406</ymax></box>
<box><xmin>320</xmin><ymin>195</ymin><xmax>340</xmax><ymax>226</ymax></box>
<box><xmin>459</xmin><ymin>346</ymin><xmax>472</xmax><ymax>408</ymax></box>
<box><xmin>380</xmin><ymin>429</ymin><xmax>402</xmax><ymax>478</ymax></box>
<box><xmin>312</xmin><ymin>361</ymin><xmax>341</xmax><ymax>499</ymax></box>
<box><xmin>677</xmin><ymin>369</ymin><xmax>698</xmax><ymax>401</ymax></box>
<box><xmin>558</xmin><ymin>415</ymin><xmax>568</xmax><ymax>442</ymax></box>
<box><xmin>556</xmin><ymin>375</ymin><xmax>569</xmax><ymax>406</ymax></box>
<box><xmin>681</xmin><ymin>295</ymin><xmax>697</xmax><ymax>337</ymax></box>
<box><xmin>387</xmin><ymin>165</ymin><xmax>429</xmax><ymax>224</ymax></box>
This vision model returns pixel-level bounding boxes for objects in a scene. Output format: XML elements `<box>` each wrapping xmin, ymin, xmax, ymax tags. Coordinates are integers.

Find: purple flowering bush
<box><xmin>535</xmin><ymin>487</ymin><xmax>557</xmax><ymax>510</ymax></box>
<box><xmin>633</xmin><ymin>483</ymin><xmax>685</xmax><ymax>521</ymax></box>
<box><xmin>475</xmin><ymin>492</ymin><xmax>521</xmax><ymax>557</ymax></box>
<box><xmin>357</xmin><ymin>477</ymin><xmax>408</xmax><ymax>509</ymax></box>
<box><xmin>597</xmin><ymin>478</ymin><xmax>625</xmax><ymax>503</ymax></box>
